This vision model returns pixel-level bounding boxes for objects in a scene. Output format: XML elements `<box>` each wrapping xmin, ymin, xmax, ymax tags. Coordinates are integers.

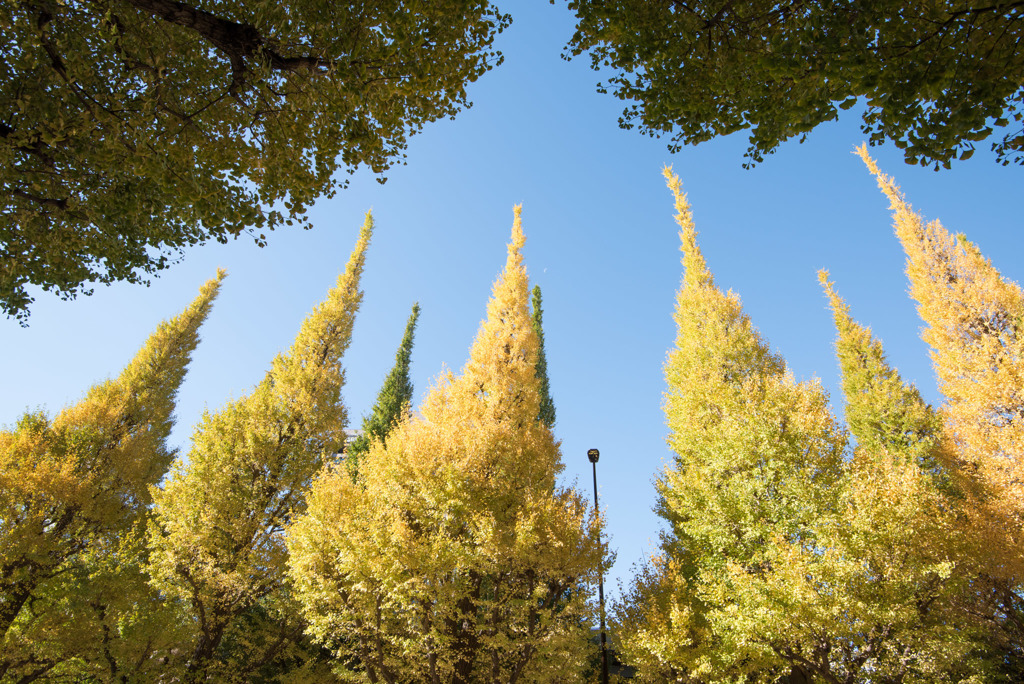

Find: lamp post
<box><xmin>588</xmin><ymin>448</ymin><xmax>609</xmax><ymax>684</ymax></box>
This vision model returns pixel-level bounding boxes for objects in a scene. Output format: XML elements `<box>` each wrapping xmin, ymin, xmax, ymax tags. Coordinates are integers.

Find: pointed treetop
<box><xmin>860</xmin><ymin>148</ymin><xmax>1024</xmax><ymax>522</ymax></box>
<box><xmin>818</xmin><ymin>270</ymin><xmax>939</xmax><ymax>463</ymax></box>
<box><xmin>663</xmin><ymin>166</ymin><xmax>712</xmax><ymax>290</ymax></box>
<box><xmin>531</xmin><ymin>285</ymin><xmax>556</xmax><ymax>429</ymax></box>
<box><xmin>0</xmin><ymin>270</ymin><xmax>225</xmax><ymax>643</ymax></box>
<box><xmin>461</xmin><ymin>205</ymin><xmax>540</xmax><ymax>421</ymax></box>
<box><xmin>346</xmin><ymin>302</ymin><xmax>421</xmax><ymax>468</ymax></box>
<box><xmin>54</xmin><ymin>269</ymin><xmax>227</xmax><ymax>501</ymax></box>
<box><xmin>279</xmin><ymin>212</ymin><xmax>372</xmax><ymax>387</ymax></box>
<box><xmin>663</xmin><ymin>167</ymin><xmax>784</xmax><ymax>416</ymax></box>
<box><xmin>147</xmin><ymin>218</ymin><xmax>374</xmax><ymax>676</ymax></box>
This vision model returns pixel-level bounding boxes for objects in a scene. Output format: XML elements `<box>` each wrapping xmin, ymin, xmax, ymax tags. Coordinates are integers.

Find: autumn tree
<box><xmin>530</xmin><ymin>285</ymin><xmax>556</xmax><ymax>428</ymax></box>
<box><xmin>146</xmin><ymin>215</ymin><xmax>372</xmax><ymax>680</ymax></box>
<box><xmin>345</xmin><ymin>302</ymin><xmax>420</xmax><ymax>473</ymax></box>
<box><xmin>288</xmin><ymin>208</ymin><xmax>603</xmax><ymax>684</ymax></box>
<box><xmin>1</xmin><ymin>0</ymin><xmax>509</xmax><ymax>321</ymax></box>
<box><xmin>564</xmin><ymin>0</ymin><xmax>1024</xmax><ymax>169</ymax></box>
<box><xmin>772</xmin><ymin>273</ymin><xmax>993</xmax><ymax>682</ymax></box>
<box><xmin>614</xmin><ymin>169</ymin><xmax>1000</xmax><ymax>683</ymax></box>
<box><xmin>0</xmin><ymin>272</ymin><xmax>223</xmax><ymax>679</ymax></box>
<box><xmin>612</xmin><ymin>169</ymin><xmax>848</xmax><ymax>682</ymax></box>
<box><xmin>861</xmin><ymin>148</ymin><xmax>1024</xmax><ymax>674</ymax></box>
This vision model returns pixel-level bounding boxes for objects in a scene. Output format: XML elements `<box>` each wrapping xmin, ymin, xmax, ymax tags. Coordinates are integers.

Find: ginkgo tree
<box><xmin>614</xmin><ymin>168</ymin><xmax>1002</xmax><ymax>683</ymax></box>
<box><xmin>1</xmin><ymin>0</ymin><xmax>509</xmax><ymax>322</ymax></box>
<box><xmin>614</xmin><ymin>169</ymin><xmax>848</xmax><ymax>683</ymax></box>
<box><xmin>0</xmin><ymin>272</ymin><xmax>223</xmax><ymax>680</ymax></box>
<box><xmin>859</xmin><ymin>147</ymin><xmax>1024</xmax><ymax>676</ymax></box>
<box><xmin>146</xmin><ymin>215</ymin><xmax>372</xmax><ymax>681</ymax></box>
<box><xmin>287</xmin><ymin>208</ymin><xmax>604</xmax><ymax>684</ymax></box>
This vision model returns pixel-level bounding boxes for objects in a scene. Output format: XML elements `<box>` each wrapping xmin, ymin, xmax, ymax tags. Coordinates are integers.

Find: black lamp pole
<box><xmin>588</xmin><ymin>448</ymin><xmax>609</xmax><ymax>684</ymax></box>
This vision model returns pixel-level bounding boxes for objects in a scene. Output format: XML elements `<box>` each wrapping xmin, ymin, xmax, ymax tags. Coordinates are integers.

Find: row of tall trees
<box><xmin>613</xmin><ymin>150</ymin><xmax>1023</xmax><ymax>682</ymax></box>
<box><xmin>3</xmin><ymin>153</ymin><xmax>1021</xmax><ymax>682</ymax></box>
<box><xmin>7</xmin><ymin>0</ymin><xmax>1021</xmax><ymax>321</ymax></box>
<box><xmin>0</xmin><ymin>209</ymin><xmax>598</xmax><ymax>682</ymax></box>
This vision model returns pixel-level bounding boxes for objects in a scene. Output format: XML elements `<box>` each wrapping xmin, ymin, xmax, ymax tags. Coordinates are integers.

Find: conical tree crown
<box><xmin>810</xmin><ymin>272</ymin><xmax>990</xmax><ymax>680</ymax></box>
<box><xmin>619</xmin><ymin>170</ymin><xmax>846</xmax><ymax>682</ymax></box>
<box><xmin>387</xmin><ymin>205</ymin><xmax>556</xmax><ymax>497</ymax></box>
<box><xmin>288</xmin><ymin>208</ymin><xmax>599</xmax><ymax>684</ymax></box>
<box><xmin>531</xmin><ymin>285</ymin><xmax>556</xmax><ymax>428</ymax></box>
<box><xmin>662</xmin><ymin>163</ymin><xmax>844</xmax><ymax>555</ymax></box>
<box><xmin>148</xmin><ymin>214</ymin><xmax>372</xmax><ymax>677</ymax></box>
<box><xmin>346</xmin><ymin>302</ymin><xmax>420</xmax><ymax>467</ymax></box>
<box><xmin>819</xmin><ymin>270</ymin><xmax>941</xmax><ymax>468</ymax></box>
<box><xmin>460</xmin><ymin>206</ymin><xmax>542</xmax><ymax>423</ymax></box>
<box><xmin>0</xmin><ymin>272</ymin><xmax>223</xmax><ymax>641</ymax></box>
<box><xmin>859</xmin><ymin>145</ymin><xmax>1024</xmax><ymax>513</ymax></box>
<box><xmin>663</xmin><ymin>168</ymin><xmax>787</xmax><ymax>454</ymax></box>
<box><xmin>53</xmin><ymin>269</ymin><xmax>226</xmax><ymax>511</ymax></box>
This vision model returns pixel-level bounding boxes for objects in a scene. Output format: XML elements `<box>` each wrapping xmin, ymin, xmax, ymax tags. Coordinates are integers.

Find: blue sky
<box><xmin>2</xmin><ymin>3</ymin><xmax>1022</xmax><ymax>596</ymax></box>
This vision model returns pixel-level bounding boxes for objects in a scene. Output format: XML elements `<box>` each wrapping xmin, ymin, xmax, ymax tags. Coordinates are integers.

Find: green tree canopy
<box><xmin>345</xmin><ymin>302</ymin><xmax>420</xmax><ymax>472</ymax></box>
<box><xmin>565</xmin><ymin>0</ymin><xmax>1024</xmax><ymax>169</ymax></box>
<box><xmin>1</xmin><ymin>0</ymin><xmax>508</xmax><ymax>321</ymax></box>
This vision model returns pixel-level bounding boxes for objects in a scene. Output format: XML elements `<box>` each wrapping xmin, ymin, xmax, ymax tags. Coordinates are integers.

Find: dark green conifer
<box><xmin>346</xmin><ymin>304</ymin><xmax>421</xmax><ymax>470</ymax></box>
<box><xmin>531</xmin><ymin>285</ymin><xmax>556</xmax><ymax>428</ymax></box>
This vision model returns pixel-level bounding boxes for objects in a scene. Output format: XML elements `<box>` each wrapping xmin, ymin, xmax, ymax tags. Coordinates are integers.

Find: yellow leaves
<box><xmin>0</xmin><ymin>273</ymin><xmax>222</xmax><ymax>677</ymax></box>
<box><xmin>860</xmin><ymin>148</ymin><xmax>1024</xmax><ymax>585</ymax></box>
<box><xmin>146</xmin><ymin>218</ymin><xmax>372</xmax><ymax>677</ymax></box>
<box><xmin>288</xmin><ymin>208</ymin><xmax>600</xmax><ymax>683</ymax></box>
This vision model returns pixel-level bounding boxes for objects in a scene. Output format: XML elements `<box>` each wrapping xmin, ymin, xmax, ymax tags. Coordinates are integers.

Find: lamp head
<box><xmin>587</xmin><ymin>448</ymin><xmax>600</xmax><ymax>464</ymax></box>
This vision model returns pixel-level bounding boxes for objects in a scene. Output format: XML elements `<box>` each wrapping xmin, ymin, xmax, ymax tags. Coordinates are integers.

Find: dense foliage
<box><xmin>345</xmin><ymin>302</ymin><xmax>420</xmax><ymax>472</ymax></box>
<box><xmin>565</xmin><ymin>0</ymin><xmax>1024</xmax><ymax>169</ymax></box>
<box><xmin>1</xmin><ymin>0</ymin><xmax>508</xmax><ymax>321</ymax></box>
<box><xmin>1</xmin><ymin>160</ymin><xmax>1022</xmax><ymax>681</ymax></box>
<box><xmin>613</xmin><ymin>156</ymin><xmax>1023</xmax><ymax>682</ymax></box>
<box><xmin>289</xmin><ymin>211</ymin><xmax>603</xmax><ymax>683</ymax></box>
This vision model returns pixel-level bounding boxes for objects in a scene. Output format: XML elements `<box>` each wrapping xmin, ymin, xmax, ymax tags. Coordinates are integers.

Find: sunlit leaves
<box><xmin>288</xmin><ymin>208</ymin><xmax>603</xmax><ymax>684</ymax></box>
<box><xmin>147</xmin><ymin>215</ymin><xmax>371</xmax><ymax>679</ymax></box>
<box><xmin>565</xmin><ymin>0</ymin><xmax>1024</xmax><ymax>169</ymax></box>
<box><xmin>0</xmin><ymin>271</ymin><xmax>222</xmax><ymax>677</ymax></box>
<box><xmin>1</xmin><ymin>0</ymin><xmax>509</xmax><ymax>321</ymax></box>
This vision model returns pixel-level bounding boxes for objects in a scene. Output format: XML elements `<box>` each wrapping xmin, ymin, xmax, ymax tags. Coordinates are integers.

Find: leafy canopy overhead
<box><xmin>565</xmin><ymin>0</ymin><xmax>1024</xmax><ymax>169</ymax></box>
<box><xmin>0</xmin><ymin>0</ymin><xmax>508</xmax><ymax>321</ymax></box>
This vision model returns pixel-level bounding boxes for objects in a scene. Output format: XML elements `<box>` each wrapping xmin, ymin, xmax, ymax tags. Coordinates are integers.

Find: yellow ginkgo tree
<box><xmin>0</xmin><ymin>272</ymin><xmax>224</xmax><ymax>679</ymax></box>
<box><xmin>860</xmin><ymin>147</ymin><xmax>1024</xmax><ymax>675</ymax></box>
<box><xmin>288</xmin><ymin>208</ymin><xmax>604</xmax><ymax>684</ymax></box>
<box><xmin>147</xmin><ymin>215</ymin><xmax>372</xmax><ymax>681</ymax></box>
<box><xmin>615</xmin><ymin>169</ymin><xmax>847</xmax><ymax>683</ymax></box>
<box><xmin>615</xmin><ymin>169</ymin><xmax>998</xmax><ymax>684</ymax></box>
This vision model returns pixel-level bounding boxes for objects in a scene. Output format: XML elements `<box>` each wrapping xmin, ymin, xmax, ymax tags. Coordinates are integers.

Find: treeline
<box><xmin>616</xmin><ymin>149</ymin><xmax>1023</xmax><ymax>683</ymax></box>
<box><xmin>2</xmin><ymin>152</ymin><xmax>1022</xmax><ymax>683</ymax></box>
<box><xmin>0</xmin><ymin>210</ymin><xmax>602</xmax><ymax>682</ymax></box>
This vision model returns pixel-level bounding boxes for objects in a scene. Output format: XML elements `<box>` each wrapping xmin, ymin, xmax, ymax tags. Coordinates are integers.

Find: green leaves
<box><xmin>1</xmin><ymin>0</ymin><xmax>508</xmax><ymax>321</ymax></box>
<box><xmin>566</xmin><ymin>0</ymin><xmax>1024</xmax><ymax>169</ymax></box>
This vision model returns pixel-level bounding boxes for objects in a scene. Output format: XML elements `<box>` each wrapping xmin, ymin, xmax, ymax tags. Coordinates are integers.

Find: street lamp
<box><xmin>588</xmin><ymin>448</ymin><xmax>609</xmax><ymax>684</ymax></box>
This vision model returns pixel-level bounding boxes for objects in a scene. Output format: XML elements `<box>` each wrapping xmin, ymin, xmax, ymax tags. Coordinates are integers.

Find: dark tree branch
<box><xmin>121</xmin><ymin>0</ymin><xmax>332</xmax><ymax>93</ymax></box>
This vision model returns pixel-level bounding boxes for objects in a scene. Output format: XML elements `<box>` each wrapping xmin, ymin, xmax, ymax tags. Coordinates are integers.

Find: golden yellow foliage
<box><xmin>289</xmin><ymin>208</ymin><xmax>603</xmax><ymax>684</ymax></box>
<box><xmin>618</xmin><ymin>170</ymin><xmax>995</xmax><ymax>683</ymax></box>
<box><xmin>0</xmin><ymin>272</ymin><xmax>223</xmax><ymax>675</ymax></box>
<box><xmin>859</xmin><ymin>147</ymin><xmax>1024</xmax><ymax>671</ymax></box>
<box><xmin>859</xmin><ymin>146</ymin><xmax>1024</xmax><ymax>523</ymax></box>
<box><xmin>148</xmin><ymin>215</ymin><xmax>372</xmax><ymax>679</ymax></box>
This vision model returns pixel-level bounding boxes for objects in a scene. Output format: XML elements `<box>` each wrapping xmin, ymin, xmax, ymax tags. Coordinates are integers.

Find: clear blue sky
<box><xmin>2</xmin><ymin>3</ymin><xmax>1022</xmax><ymax>597</ymax></box>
